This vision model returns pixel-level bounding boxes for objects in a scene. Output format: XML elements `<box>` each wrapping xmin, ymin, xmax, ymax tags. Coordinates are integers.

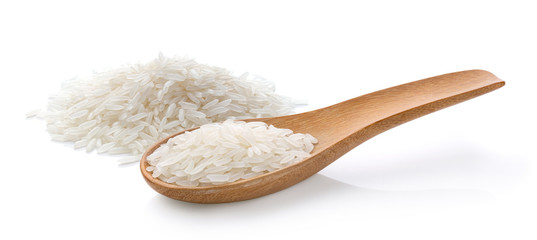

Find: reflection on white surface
<box><xmin>145</xmin><ymin>174</ymin><xmax>494</xmax><ymax>220</ymax></box>
<box><xmin>323</xmin><ymin>140</ymin><xmax>530</xmax><ymax>192</ymax></box>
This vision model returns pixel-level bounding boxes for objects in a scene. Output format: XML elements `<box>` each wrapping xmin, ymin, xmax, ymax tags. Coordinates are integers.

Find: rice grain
<box><xmin>31</xmin><ymin>54</ymin><xmax>297</xmax><ymax>160</ymax></box>
<box><xmin>146</xmin><ymin>120</ymin><xmax>317</xmax><ymax>186</ymax></box>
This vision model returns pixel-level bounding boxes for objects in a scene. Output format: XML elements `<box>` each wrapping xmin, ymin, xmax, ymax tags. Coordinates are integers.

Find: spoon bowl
<box><xmin>141</xmin><ymin>70</ymin><xmax>504</xmax><ymax>203</ymax></box>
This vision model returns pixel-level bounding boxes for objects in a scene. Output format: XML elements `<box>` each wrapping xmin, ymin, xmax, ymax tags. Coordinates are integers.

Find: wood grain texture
<box><xmin>140</xmin><ymin>69</ymin><xmax>505</xmax><ymax>203</ymax></box>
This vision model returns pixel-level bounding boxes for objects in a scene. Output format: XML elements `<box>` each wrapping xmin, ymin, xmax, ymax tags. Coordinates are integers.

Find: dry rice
<box><xmin>146</xmin><ymin>120</ymin><xmax>318</xmax><ymax>186</ymax></box>
<box><xmin>29</xmin><ymin>54</ymin><xmax>296</xmax><ymax>162</ymax></box>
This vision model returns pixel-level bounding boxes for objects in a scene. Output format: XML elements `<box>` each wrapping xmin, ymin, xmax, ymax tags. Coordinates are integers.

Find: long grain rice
<box><xmin>29</xmin><ymin>54</ymin><xmax>297</xmax><ymax>160</ymax></box>
<box><xmin>146</xmin><ymin>120</ymin><xmax>318</xmax><ymax>186</ymax></box>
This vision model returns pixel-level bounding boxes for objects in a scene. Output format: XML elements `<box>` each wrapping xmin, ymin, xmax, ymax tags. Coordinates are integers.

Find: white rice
<box><xmin>146</xmin><ymin>120</ymin><xmax>318</xmax><ymax>186</ymax></box>
<box><xmin>30</xmin><ymin>53</ymin><xmax>296</xmax><ymax>160</ymax></box>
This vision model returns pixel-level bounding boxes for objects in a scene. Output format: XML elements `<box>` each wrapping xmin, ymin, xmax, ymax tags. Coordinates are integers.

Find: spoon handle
<box><xmin>335</xmin><ymin>69</ymin><xmax>502</xmax><ymax>127</ymax></box>
<box><xmin>267</xmin><ymin>70</ymin><xmax>505</xmax><ymax>154</ymax></box>
<box><xmin>292</xmin><ymin>69</ymin><xmax>505</xmax><ymax>154</ymax></box>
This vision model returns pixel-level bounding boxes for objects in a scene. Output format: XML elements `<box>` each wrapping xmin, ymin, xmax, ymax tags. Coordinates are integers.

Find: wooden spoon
<box><xmin>140</xmin><ymin>69</ymin><xmax>504</xmax><ymax>203</ymax></box>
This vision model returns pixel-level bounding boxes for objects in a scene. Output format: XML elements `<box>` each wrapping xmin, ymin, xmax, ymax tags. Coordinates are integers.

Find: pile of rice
<box><xmin>29</xmin><ymin>54</ymin><xmax>296</xmax><ymax>162</ymax></box>
<box><xmin>146</xmin><ymin>120</ymin><xmax>318</xmax><ymax>186</ymax></box>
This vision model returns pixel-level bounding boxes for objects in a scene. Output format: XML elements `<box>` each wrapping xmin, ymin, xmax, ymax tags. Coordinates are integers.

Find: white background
<box><xmin>1</xmin><ymin>0</ymin><xmax>536</xmax><ymax>239</ymax></box>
